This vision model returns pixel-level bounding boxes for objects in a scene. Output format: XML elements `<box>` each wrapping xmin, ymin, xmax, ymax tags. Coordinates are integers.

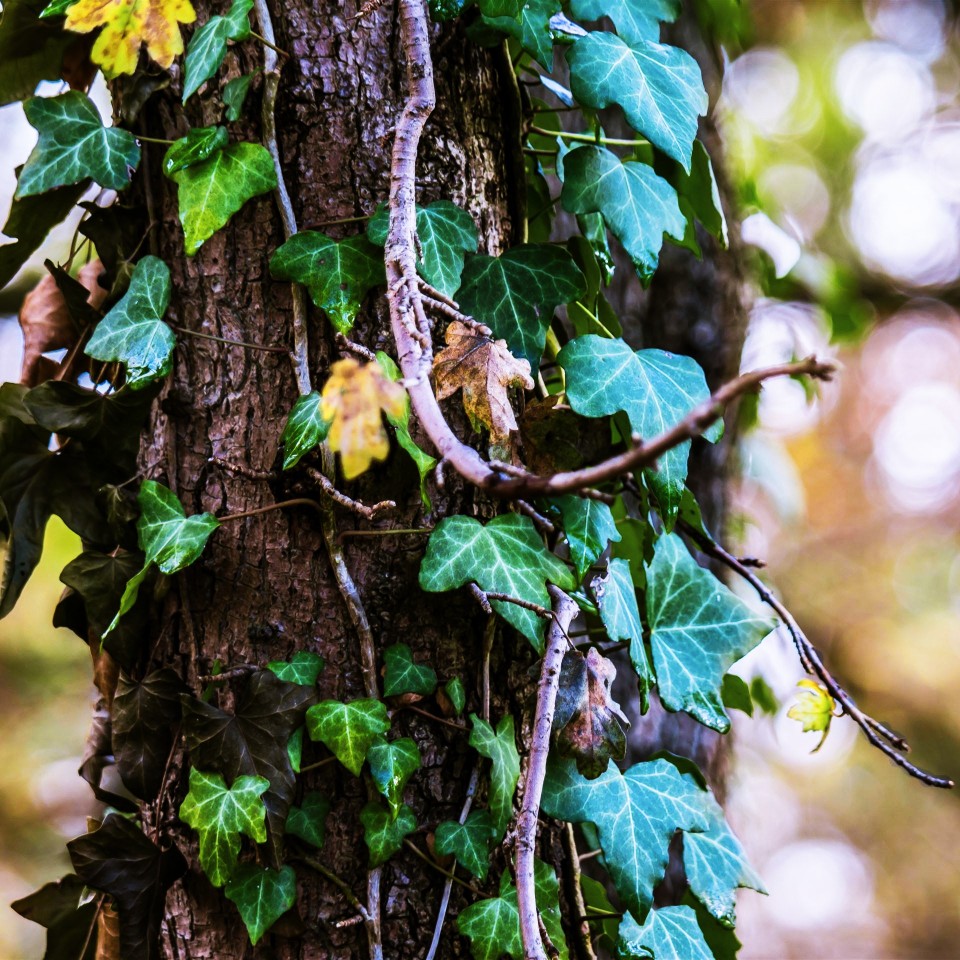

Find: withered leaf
<box><xmin>434</xmin><ymin>320</ymin><xmax>534</xmax><ymax>448</ymax></box>
<box><xmin>553</xmin><ymin>647</ymin><xmax>630</xmax><ymax>780</ymax></box>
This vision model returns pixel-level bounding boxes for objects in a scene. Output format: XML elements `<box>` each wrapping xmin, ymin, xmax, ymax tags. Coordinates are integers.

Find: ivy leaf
<box><xmin>85</xmin><ymin>255</ymin><xmax>175</xmax><ymax>389</ymax></box>
<box><xmin>594</xmin><ymin>557</ymin><xmax>654</xmax><ymax>709</ymax></box>
<box><xmin>181</xmin><ymin>670</ymin><xmax>315</xmax><ymax>859</ymax></box>
<box><xmin>367</xmin><ymin>737</ymin><xmax>420</xmax><ymax>817</ymax></box>
<box><xmin>457</xmin><ymin>244</ymin><xmax>586</xmax><ymax>367</ymax></box>
<box><xmin>63</xmin><ymin>0</ymin><xmax>195</xmax><ymax>76</ymax></box>
<box><xmin>11</xmin><ymin>874</ymin><xmax>97</xmax><ymax>960</ymax></box>
<box><xmin>645</xmin><ymin>534</ymin><xmax>776</xmax><ymax>732</ymax></box>
<box><xmin>433</xmin><ymin>321</ymin><xmax>534</xmax><ymax>449</ymax></box>
<box><xmin>269</xmin><ymin>232</ymin><xmax>384</xmax><ymax>333</ymax></box>
<box><xmin>285</xmin><ymin>791</ymin><xmax>330</xmax><ymax>848</ymax></box>
<box><xmin>169</xmin><ymin>142</ymin><xmax>276</xmax><ymax>255</ymax></box>
<box><xmin>67</xmin><ymin>813</ymin><xmax>187</xmax><ymax>960</ymax></box>
<box><xmin>383</xmin><ymin>643</ymin><xmax>438</xmax><ymax>697</ymax></box>
<box><xmin>541</xmin><ymin>756</ymin><xmax>710</xmax><ymax>918</ymax></box>
<box><xmin>266</xmin><ymin>650</ymin><xmax>324</xmax><ymax>686</ymax></box>
<box><xmin>368</xmin><ymin>200</ymin><xmax>478</xmax><ymax>298</ymax></box>
<box><xmin>566</xmin><ymin>31</ymin><xmax>706</xmax><ymax>170</ymax></box>
<box><xmin>435</xmin><ymin>810</ymin><xmax>494</xmax><ymax>880</ymax></box>
<box><xmin>482</xmin><ymin>0</ymin><xmax>560</xmax><ymax>71</ymax></box>
<box><xmin>224</xmin><ymin>863</ymin><xmax>297</xmax><ymax>946</ymax></box>
<box><xmin>444</xmin><ymin>677</ymin><xmax>466</xmax><ymax>715</ymax></box>
<box><xmin>569</xmin><ymin>0</ymin><xmax>678</xmax><ymax>44</ymax></box>
<box><xmin>179</xmin><ymin>768</ymin><xmax>269</xmax><ymax>887</ymax></box>
<box><xmin>558</xmin><ymin>335</ymin><xmax>719</xmax><ymax>524</ymax></box>
<box><xmin>279</xmin><ymin>392</ymin><xmax>330</xmax><ymax>469</ymax></box>
<box><xmin>16</xmin><ymin>92</ymin><xmax>140</xmax><ymax>198</ymax></box>
<box><xmin>561</xmin><ymin>146</ymin><xmax>684</xmax><ymax>282</ymax></box>
<box><xmin>478</xmin><ymin>0</ymin><xmax>522</xmax><ymax>15</ymax></box>
<box><xmin>162</xmin><ymin>125</ymin><xmax>228</xmax><ymax>175</ymax></box>
<box><xmin>319</xmin><ymin>358</ymin><xmax>408</xmax><ymax>480</ymax></box>
<box><xmin>287</xmin><ymin>727</ymin><xmax>303</xmax><ymax>772</ymax></box>
<box><xmin>360</xmin><ymin>801</ymin><xmax>416</xmax><ymax>867</ymax></box>
<box><xmin>223</xmin><ymin>71</ymin><xmax>256</xmax><ymax>121</ymax></box>
<box><xmin>182</xmin><ymin>0</ymin><xmax>252</xmax><ymax>101</ymax></box>
<box><xmin>0</xmin><ymin>0</ymin><xmax>76</xmax><ymax>108</ymax></box>
<box><xmin>786</xmin><ymin>679</ymin><xmax>837</xmax><ymax>751</ymax></box>
<box><xmin>550</xmin><ymin>494</ymin><xmax>620</xmax><ymax>581</ymax></box>
<box><xmin>305</xmin><ymin>698</ymin><xmax>390</xmax><ymax>776</ymax></box>
<box><xmin>420</xmin><ymin>513</ymin><xmax>575</xmax><ymax>647</ymax></box>
<box><xmin>675</xmin><ymin>139</ymin><xmax>728</xmax><ymax>253</ymax></box>
<box><xmin>112</xmin><ymin>668</ymin><xmax>186</xmax><ymax>800</ymax></box>
<box><xmin>469</xmin><ymin>713</ymin><xmax>520</xmax><ymax>839</ymax></box>
<box><xmin>617</xmin><ymin>906</ymin><xmax>713</xmax><ymax>960</ymax></box>
<box><xmin>553</xmin><ymin>647</ymin><xmax>630</xmax><ymax>779</ymax></box>
<box><xmin>721</xmin><ymin>673</ymin><xmax>753</xmax><ymax>717</ymax></box>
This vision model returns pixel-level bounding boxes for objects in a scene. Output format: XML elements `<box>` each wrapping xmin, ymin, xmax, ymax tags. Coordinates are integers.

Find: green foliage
<box><xmin>444</xmin><ymin>676</ymin><xmax>466</xmax><ymax>714</ymax></box>
<box><xmin>163</xmin><ymin>125</ymin><xmax>229</xmax><ymax>175</ymax></box>
<box><xmin>360</xmin><ymin>801</ymin><xmax>416</xmax><ymax>866</ymax></box>
<box><xmin>435</xmin><ymin>810</ymin><xmax>494</xmax><ymax>880</ymax></box>
<box><xmin>382</xmin><ymin>643</ymin><xmax>438</xmax><ymax>697</ymax></box>
<box><xmin>618</xmin><ymin>906</ymin><xmax>713</xmax><ymax>960</ymax></box>
<box><xmin>570</xmin><ymin>0</ymin><xmax>679</xmax><ymax>44</ymax></box>
<box><xmin>182</xmin><ymin>0</ymin><xmax>253</xmax><ymax>102</ymax></box>
<box><xmin>550</xmin><ymin>494</ymin><xmax>620</xmax><ymax>581</ymax></box>
<box><xmin>305</xmin><ymin>698</ymin><xmax>390</xmax><ymax>775</ymax></box>
<box><xmin>0</xmin><ymin>0</ymin><xmax>76</xmax><ymax>106</ymax></box>
<box><xmin>482</xmin><ymin>0</ymin><xmax>560</xmax><ymax>70</ymax></box>
<box><xmin>367</xmin><ymin>737</ymin><xmax>420</xmax><ymax>817</ymax></box>
<box><xmin>266</xmin><ymin>651</ymin><xmax>325</xmax><ymax>686</ymax></box>
<box><xmin>279</xmin><ymin>392</ymin><xmax>330</xmax><ymax>469</ymax></box>
<box><xmin>285</xmin><ymin>791</ymin><xmax>330</xmax><ymax>848</ymax></box>
<box><xmin>222</xmin><ymin>71</ymin><xmax>256</xmax><ymax>121</ymax></box>
<box><xmin>468</xmin><ymin>713</ymin><xmax>520</xmax><ymax>840</ymax></box>
<box><xmin>675</xmin><ymin>139</ymin><xmax>729</xmax><ymax>252</ymax></box>
<box><xmin>224</xmin><ymin>863</ymin><xmax>297</xmax><ymax>946</ymax></box>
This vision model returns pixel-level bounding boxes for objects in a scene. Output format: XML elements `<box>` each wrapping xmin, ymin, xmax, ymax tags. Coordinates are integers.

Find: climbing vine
<box><xmin>0</xmin><ymin>0</ymin><xmax>952</xmax><ymax>958</ymax></box>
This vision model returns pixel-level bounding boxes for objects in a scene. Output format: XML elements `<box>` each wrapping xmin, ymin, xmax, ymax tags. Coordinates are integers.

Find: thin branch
<box><xmin>304</xmin><ymin>465</ymin><xmax>396</xmax><ymax>519</ymax></box>
<box><xmin>484</xmin><ymin>591</ymin><xmax>553</xmax><ymax>619</ymax></box>
<box><xmin>680</xmin><ymin>521</ymin><xmax>954</xmax><ymax>789</ymax></box>
<box><xmin>402</xmin><ymin>839</ymin><xmax>484</xmax><ymax>896</ymax></box>
<box><xmin>514</xmin><ymin>499</ymin><xmax>556</xmax><ymax>534</ymax></box>
<box><xmin>529</xmin><ymin>125</ymin><xmax>649</xmax><ymax>149</ymax></box>
<box><xmin>218</xmin><ymin>498</ymin><xmax>323</xmax><ymax>523</ymax></box>
<box><xmin>337</xmin><ymin>527</ymin><xmax>433</xmax><ymax>539</ymax></box>
<box><xmin>298</xmin><ymin>755</ymin><xmax>337</xmax><ymax>774</ymax></box>
<box><xmin>563</xmin><ymin>822</ymin><xmax>598</xmax><ymax>960</ymax></box>
<box><xmin>171</xmin><ymin>325</ymin><xmax>289</xmax><ymax>353</ymax></box>
<box><xmin>297</xmin><ymin>856</ymin><xmax>371</xmax><ymax>919</ymax></box>
<box><xmin>335</xmin><ymin>333</ymin><xmax>378</xmax><ymax>362</ymax></box>
<box><xmin>401</xmin><ymin>704</ymin><xmax>468</xmax><ymax>731</ymax></box>
<box><xmin>516</xmin><ymin>587</ymin><xmax>579</xmax><ymax>960</ymax></box>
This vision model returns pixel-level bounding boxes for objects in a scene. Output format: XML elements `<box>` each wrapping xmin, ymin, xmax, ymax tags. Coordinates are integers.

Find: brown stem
<box><xmin>402</xmin><ymin>704</ymin><xmax>468</xmax><ymax>731</ymax></box>
<box><xmin>402</xmin><ymin>839</ymin><xmax>483</xmax><ymax>896</ymax></box>
<box><xmin>218</xmin><ymin>498</ymin><xmax>324</xmax><ymax>523</ymax></box>
<box><xmin>171</xmin><ymin>326</ymin><xmax>289</xmax><ymax>354</ymax></box>
<box><xmin>304</xmin><ymin>466</ymin><xmax>396</xmax><ymax>519</ymax></box>
<box><xmin>563</xmin><ymin>823</ymin><xmax>598</xmax><ymax>960</ymax></box>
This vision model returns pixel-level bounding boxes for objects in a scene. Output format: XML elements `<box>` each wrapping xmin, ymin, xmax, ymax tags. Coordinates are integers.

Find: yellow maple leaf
<box><xmin>787</xmin><ymin>679</ymin><xmax>838</xmax><ymax>753</ymax></box>
<box><xmin>321</xmin><ymin>358</ymin><xmax>407</xmax><ymax>480</ymax></box>
<box><xmin>65</xmin><ymin>0</ymin><xmax>196</xmax><ymax>78</ymax></box>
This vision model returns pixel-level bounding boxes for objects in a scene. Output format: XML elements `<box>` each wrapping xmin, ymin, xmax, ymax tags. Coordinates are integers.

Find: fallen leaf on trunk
<box><xmin>433</xmin><ymin>320</ymin><xmax>533</xmax><ymax>447</ymax></box>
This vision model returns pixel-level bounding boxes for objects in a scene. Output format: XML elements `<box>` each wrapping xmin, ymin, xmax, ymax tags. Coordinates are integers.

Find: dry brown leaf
<box><xmin>433</xmin><ymin>320</ymin><xmax>534</xmax><ymax>447</ymax></box>
<box><xmin>18</xmin><ymin>258</ymin><xmax>108</xmax><ymax>386</ymax></box>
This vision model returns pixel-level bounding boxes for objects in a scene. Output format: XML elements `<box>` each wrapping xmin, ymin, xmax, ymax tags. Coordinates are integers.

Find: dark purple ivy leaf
<box><xmin>11</xmin><ymin>873</ymin><xmax>97</xmax><ymax>960</ymax></box>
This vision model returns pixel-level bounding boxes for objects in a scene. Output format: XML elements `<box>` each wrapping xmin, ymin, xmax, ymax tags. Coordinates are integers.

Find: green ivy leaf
<box><xmin>382</xmin><ymin>643</ymin><xmax>438</xmax><ymax>697</ymax></box>
<box><xmin>551</xmin><ymin>494</ymin><xmax>620</xmax><ymax>581</ymax></box>
<box><xmin>566</xmin><ymin>31</ymin><xmax>706</xmax><ymax>170</ymax></box>
<box><xmin>368</xmin><ymin>200</ymin><xmax>478</xmax><ymax>298</ymax></box>
<box><xmin>285</xmin><ymin>791</ymin><xmax>330</xmax><ymax>848</ymax></box>
<box><xmin>456</xmin><ymin>244</ymin><xmax>585</xmax><ymax>367</ymax></box>
<box><xmin>675</xmin><ymin>139</ymin><xmax>728</xmax><ymax>253</ymax></box>
<box><xmin>266</xmin><ymin>651</ymin><xmax>324</xmax><ymax>686</ymax></box>
<box><xmin>558</xmin><ymin>335</ymin><xmax>719</xmax><ymax>525</ymax></box>
<box><xmin>444</xmin><ymin>676</ymin><xmax>466</xmax><ymax>715</ymax></box>
<box><xmin>279</xmin><ymin>392</ymin><xmax>330</xmax><ymax>469</ymax></box>
<box><xmin>594</xmin><ymin>557</ymin><xmax>654</xmax><ymax>710</ymax></box>
<box><xmin>419</xmin><ymin>513</ymin><xmax>575</xmax><ymax>647</ymax></box>
<box><xmin>468</xmin><ymin>713</ymin><xmax>520</xmax><ymax>840</ymax></box>
<box><xmin>367</xmin><ymin>737</ymin><xmax>420</xmax><ymax>818</ymax></box>
<box><xmin>182</xmin><ymin>0</ymin><xmax>253</xmax><ymax>102</ymax></box>
<box><xmin>85</xmin><ymin>255</ymin><xmax>175</xmax><ymax>389</ymax></box>
<box><xmin>179</xmin><ymin>768</ymin><xmax>268</xmax><ymax>887</ymax></box>
<box><xmin>618</xmin><ymin>905</ymin><xmax>714</xmax><ymax>959</ymax></box>
<box><xmin>570</xmin><ymin>0</ymin><xmax>679</xmax><ymax>44</ymax></box>
<box><xmin>16</xmin><ymin>92</ymin><xmax>140</xmax><ymax>197</ymax></box>
<box><xmin>162</xmin><ymin>125</ymin><xmax>229</xmax><ymax>175</ymax></box>
<box><xmin>483</xmin><ymin>0</ymin><xmax>561</xmax><ymax>71</ymax></box>
<box><xmin>360</xmin><ymin>801</ymin><xmax>416</xmax><ymax>867</ymax></box>
<box><xmin>646</xmin><ymin>534</ymin><xmax>776</xmax><ymax>732</ymax></box>
<box><xmin>478</xmin><ymin>0</ymin><xmax>523</xmax><ymax>16</ymax></box>
<box><xmin>562</xmin><ymin>146</ymin><xmax>684</xmax><ymax>282</ymax></box>
<box><xmin>225</xmin><ymin>863</ymin><xmax>297</xmax><ymax>946</ymax></box>
<box><xmin>435</xmin><ymin>810</ymin><xmax>494</xmax><ymax>880</ymax></box>
<box><xmin>269</xmin><ymin>232</ymin><xmax>384</xmax><ymax>333</ymax></box>
<box><xmin>223</xmin><ymin>71</ymin><xmax>256</xmax><ymax>121</ymax></box>
<box><xmin>305</xmin><ymin>698</ymin><xmax>390</xmax><ymax>776</ymax></box>
<box><xmin>720</xmin><ymin>673</ymin><xmax>753</xmax><ymax>717</ymax></box>
<box><xmin>169</xmin><ymin>142</ymin><xmax>276</xmax><ymax>255</ymax></box>
<box><xmin>541</xmin><ymin>757</ymin><xmax>710</xmax><ymax>918</ymax></box>
<box><xmin>287</xmin><ymin>727</ymin><xmax>303</xmax><ymax>772</ymax></box>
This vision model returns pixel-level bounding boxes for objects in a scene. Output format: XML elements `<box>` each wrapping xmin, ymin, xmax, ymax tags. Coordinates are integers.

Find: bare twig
<box><xmin>304</xmin><ymin>466</ymin><xmax>396</xmax><ymax>519</ymax></box>
<box><xmin>516</xmin><ymin>587</ymin><xmax>579</xmax><ymax>960</ymax></box>
<box><xmin>219</xmin><ymin>498</ymin><xmax>324</xmax><ymax>523</ymax></box>
<box><xmin>484</xmin><ymin>591</ymin><xmax>553</xmax><ymax>619</ymax></box>
<box><xmin>336</xmin><ymin>333</ymin><xmax>378</xmax><ymax>362</ymax></box>
<box><xmin>563</xmin><ymin>822</ymin><xmax>598</xmax><ymax>960</ymax></box>
<box><xmin>197</xmin><ymin>664</ymin><xmax>258</xmax><ymax>684</ymax></box>
<box><xmin>400</xmin><ymin>704</ymin><xmax>468</xmax><ymax>731</ymax></box>
<box><xmin>403</xmin><ymin>839</ymin><xmax>484</xmax><ymax>896</ymax></box>
<box><xmin>297</xmin><ymin>856</ymin><xmax>371</xmax><ymax>919</ymax></box>
<box><xmin>208</xmin><ymin>456</ymin><xmax>276</xmax><ymax>481</ymax></box>
<box><xmin>171</xmin><ymin>325</ymin><xmax>289</xmax><ymax>354</ymax></box>
<box><xmin>514</xmin><ymin>500</ymin><xmax>556</xmax><ymax>534</ymax></box>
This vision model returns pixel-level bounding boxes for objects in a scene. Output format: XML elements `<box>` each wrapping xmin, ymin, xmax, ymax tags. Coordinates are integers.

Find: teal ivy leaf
<box><xmin>675</xmin><ymin>140</ymin><xmax>728</xmax><ymax>254</ymax></box>
<box><xmin>593</xmin><ymin>557</ymin><xmax>653</xmax><ymax>710</ymax></box>
<box><xmin>444</xmin><ymin>676</ymin><xmax>466</xmax><ymax>715</ymax></box>
<box><xmin>360</xmin><ymin>801</ymin><xmax>416</xmax><ymax>867</ymax></box>
<box><xmin>280</xmin><ymin>392</ymin><xmax>330</xmax><ymax>470</ymax></box>
<box><xmin>285</xmin><ymin>791</ymin><xmax>331</xmax><ymax>848</ymax></box>
<box><xmin>483</xmin><ymin>0</ymin><xmax>561</xmax><ymax>71</ymax></box>
<box><xmin>305</xmin><ymin>698</ymin><xmax>390</xmax><ymax>776</ymax></box>
<box><xmin>570</xmin><ymin>0</ymin><xmax>679</xmax><ymax>44</ymax></box>
<box><xmin>541</xmin><ymin>756</ymin><xmax>709</xmax><ymax>918</ymax></box>
<box><xmin>566</xmin><ymin>31</ymin><xmax>706</xmax><ymax>170</ymax></box>
<box><xmin>617</xmin><ymin>906</ymin><xmax>713</xmax><ymax>960</ymax></box>
<box><xmin>645</xmin><ymin>533</ymin><xmax>777</xmax><ymax>732</ymax></box>
<box><xmin>16</xmin><ymin>92</ymin><xmax>140</xmax><ymax>198</ymax></box>
<box><xmin>162</xmin><ymin>125</ymin><xmax>229</xmax><ymax>175</ymax></box>
<box><xmin>169</xmin><ymin>142</ymin><xmax>276</xmax><ymax>255</ymax></box>
<box><xmin>551</xmin><ymin>494</ymin><xmax>620</xmax><ymax>581</ymax></box>
<box><xmin>266</xmin><ymin>651</ymin><xmax>324</xmax><ymax>686</ymax></box>
<box><xmin>269</xmin><ymin>232</ymin><xmax>385</xmax><ymax>334</ymax></box>
<box><xmin>382</xmin><ymin>643</ymin><xmax>438</xmax><ymax>698</ymax></box>
<box><xmin>419</xmin><ymin>513</ymin><xmax>576</xmax><ymax>647</ymax></box>
<box><xmin>368</xmin><ymin>200</ymin><xmax>478</xmax><ymax>298</ymax></box>
<box><xmin>182</xmin><ymin>0</ymin><xmax>253</xmax><ymax>102</ymax></box>
<box><xmin>561</xmin><ymin>145</ymin><xmax>684</xmax><ymax>282</ymax></box>
<box><xmin>85</xmin><ymin>255</ymin><xmax>175</xmax><ymax>389</ymax></box>
<box><xmin>469</xmin><ymin>713</ymin><xmax>520</xmax><ymax>840</ymax></box>
<box><xmin>367</xmin><ymin>737</ymin><xmax>420</xmax><ymax>818</ymax></box>
<box><xmin>558</xmin><ymin>334</ymin><xmax>719</xmax><ymax>525</ymax></box>
<box><xmin>225</xmin><ymin>863</ymin><xmax>297</xmax><ymax>946</ymax></box>
<box><xmin>178</xmin><ymin>768</ymin><xmax>268</xmax><ymax>887</ymax></box>
<box><xmin>456</xmin><ymin>244</ymin><xmax>586</xmax><ymax>368</ymax></box>
<box><xmin>223</xmin><ymin>71</ymin><xmax>256</xmax><ymax>122</ymax></box>
<box><xmin>435</xmin><ymin>810</ymin><xmax>494</xmax><ymax>880</ymax></box>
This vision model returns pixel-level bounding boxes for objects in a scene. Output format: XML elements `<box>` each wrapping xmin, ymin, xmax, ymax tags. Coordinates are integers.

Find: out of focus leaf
<box><xmin>787</xmin><ymin>679</ymin><xmax>837</xmax><ymax>752</ymax></box>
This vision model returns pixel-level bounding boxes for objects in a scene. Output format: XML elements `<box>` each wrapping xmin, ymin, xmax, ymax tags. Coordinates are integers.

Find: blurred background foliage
<box><xmin>1</xmin><ymin>0</ymin><xmax>959</xmax><ymax>957</ymax></box>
